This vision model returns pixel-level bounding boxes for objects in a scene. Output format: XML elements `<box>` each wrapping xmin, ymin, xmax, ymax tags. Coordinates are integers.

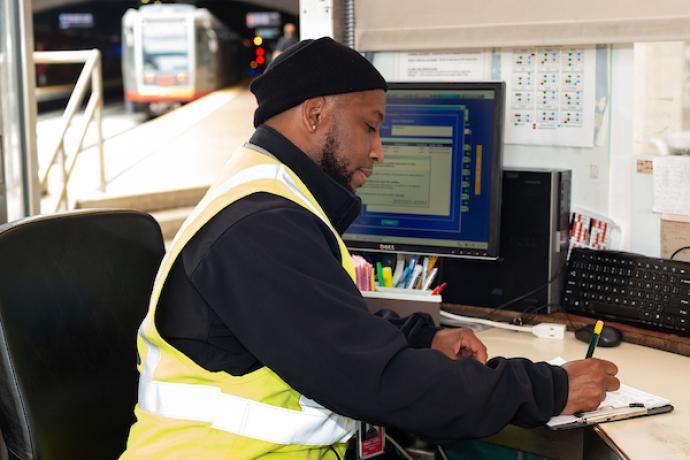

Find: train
<box><xmin>122</xmin><ymin>4</ymin><xmax>242</xmax><ymax>115</ymax></box>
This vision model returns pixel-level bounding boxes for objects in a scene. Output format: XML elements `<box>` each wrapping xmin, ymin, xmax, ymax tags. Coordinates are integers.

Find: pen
<box><xmin>406</xmin><ymin>265</ymin><xmax>423</xmax><ymax>289</ymax></box>
<box><xmin>392</xmin><ymin>253</ymin><xmax>405</xmax><ymax>286</ymax></box>
<box><xmin>586</xmin><ymin>320</ymin><xmax>604</xmax><ymax>358</ymax></box>
<box><xmin>396</xmin><ymin>265</ymin><xmax>411</xmax><ymax>288</ymax></box>
<box><xmin>422</xmin><ymin>267</ymin><xmax>438</xmax><ymax>291</ymax></box>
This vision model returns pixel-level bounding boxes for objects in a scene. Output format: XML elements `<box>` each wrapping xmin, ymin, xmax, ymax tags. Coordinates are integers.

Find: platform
<box><xmin>43</xmin><ymin>85</ymin><xmax>257</xmax><ymax>238</ymax></box>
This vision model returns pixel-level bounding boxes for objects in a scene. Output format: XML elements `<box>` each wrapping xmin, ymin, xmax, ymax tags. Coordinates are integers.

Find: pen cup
<box><xmin>361</xmin><ymin>287</ymin><xmax>442</xmax><ymax>326</ymax></box>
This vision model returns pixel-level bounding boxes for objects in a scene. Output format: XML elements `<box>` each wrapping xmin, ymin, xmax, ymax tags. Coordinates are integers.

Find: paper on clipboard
<box><xmin>546</xmin><ymin>357</ymin><xmax>672</xmax><ymax>429</ymax></box>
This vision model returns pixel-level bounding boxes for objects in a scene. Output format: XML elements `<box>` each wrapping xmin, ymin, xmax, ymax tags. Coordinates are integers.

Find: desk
<box><xmin>476</xmin><ymin>327</ymin><xmax>690</xmax><ymax>460</ymax></box>
<box><xmin>444</xmin><ymin>304</ymin><xmax>690</xmax><ymax>356</ymax></box>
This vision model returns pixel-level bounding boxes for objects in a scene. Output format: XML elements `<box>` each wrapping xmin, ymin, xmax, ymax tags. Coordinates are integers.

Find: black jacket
<box><xmin>155</xmin><ymin>125</ymin><xmax>569</xmax><ymax>443</ymax></box>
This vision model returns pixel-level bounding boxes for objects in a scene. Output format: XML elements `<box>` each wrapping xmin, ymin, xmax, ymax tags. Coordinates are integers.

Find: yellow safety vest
<box><xmin>122</xmin><ymin>145</ymin><xmax>359</xmax><ymax>459</ymax></box>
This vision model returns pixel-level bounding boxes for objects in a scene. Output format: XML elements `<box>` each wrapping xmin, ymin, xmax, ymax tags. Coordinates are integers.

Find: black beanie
<box><xmin>249</xmin><ymin>37</ymin><xmax>387</xmax><ymax>127</ymax></box>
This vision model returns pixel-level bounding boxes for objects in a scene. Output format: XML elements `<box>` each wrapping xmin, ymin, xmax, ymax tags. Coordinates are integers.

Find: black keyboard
<box><xmin>562</xmin><ymin>248</ymin><xmax>690</xmax><ymax>336</ymax></box>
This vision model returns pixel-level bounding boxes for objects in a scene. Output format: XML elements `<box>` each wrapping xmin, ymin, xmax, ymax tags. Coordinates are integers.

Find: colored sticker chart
<box><xmin>500</xmin><ymin>46</ymin><xmax>595</xmax><ymax>147</ymax></box>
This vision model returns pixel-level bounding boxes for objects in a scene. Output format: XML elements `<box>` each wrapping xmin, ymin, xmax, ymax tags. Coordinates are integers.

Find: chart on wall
<box><xmin>500</xmin><ymin>46</ymin><xmax>596</xmax><ymax>147</ymax></box>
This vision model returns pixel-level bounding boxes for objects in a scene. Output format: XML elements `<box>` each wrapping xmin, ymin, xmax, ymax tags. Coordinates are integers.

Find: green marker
<box><xmin>376</xmin><ymin>262</ymin><xmax>384</xmax><ymax>287</ymax></box>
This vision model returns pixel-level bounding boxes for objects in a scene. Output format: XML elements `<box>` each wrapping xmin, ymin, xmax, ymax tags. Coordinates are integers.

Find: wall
<box><xmin>370</xmin><ymin>45</ymin><xmax>673</xmax><ymax>257</ymax></box>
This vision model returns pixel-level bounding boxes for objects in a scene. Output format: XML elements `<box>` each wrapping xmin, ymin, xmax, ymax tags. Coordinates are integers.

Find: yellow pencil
<box><xmin>586</xmin><ymin>320</ymin><xmax>604</xmax><ymax>358</ymax></box>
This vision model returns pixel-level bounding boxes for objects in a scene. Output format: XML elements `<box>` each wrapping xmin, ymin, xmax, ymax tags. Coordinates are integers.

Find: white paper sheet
<box><xmin>500</xmin><ymin>46</ymin><xmax>596</xmax><ymax>147</ymax></box>
<box><xmin>546</xmin><ymin>357</ymin><xmax>670</xmax><ymax>428</ymax></box>
<box><xmin>397</xmin><ymin>51</ymin><xmax>486</xmax><ymax>81</ymax></box>
<box><xmin>373</xmin><ymin>51</ymin><xmax>488</xmax><ymax>82</ymax></box>
<box><xmin>653</xmin><ymin>156</ymin><xmax>690</xmax><ymax>215</ymax></box>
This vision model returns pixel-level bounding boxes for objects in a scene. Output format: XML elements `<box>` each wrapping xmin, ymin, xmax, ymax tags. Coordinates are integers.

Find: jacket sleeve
<box><xmin>374</xmin><ymin>309</ymin><xmax>437</xmax><ymax>349</ymax></box>
<box><xmin>189</xmin><ymin>205</ymin><xmax>569</xmax><ymax>443</ymax></box>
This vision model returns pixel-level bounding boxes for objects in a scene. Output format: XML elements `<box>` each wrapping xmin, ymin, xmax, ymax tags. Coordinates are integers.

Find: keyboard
<box><xmin>562</xmin><ymin>248</ymin><xmax>690</xmax><ymax>336</ymax></box>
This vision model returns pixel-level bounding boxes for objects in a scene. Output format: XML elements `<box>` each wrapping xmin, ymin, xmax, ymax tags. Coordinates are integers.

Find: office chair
<box><xmin>0</xmin><ymin>210</ymin><xmax>164</xmax><ymax>460</ymax></box>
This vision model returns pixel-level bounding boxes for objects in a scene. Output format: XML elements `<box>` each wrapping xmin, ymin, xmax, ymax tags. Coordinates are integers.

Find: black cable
<box><xmin>670</xmin><ymin>246</ymin><xmax>690</xmax><ymax>260</ymax></box>
<box><xmin>480</xmin><ymin>261</ymin><xmax>568</xmax><ymax>320</ymax></box>
<box><xmin>518</xmin><ymin>303</ymin><xmax>550</xmax><ymax>325</ymax></box>
<box><xmin>480</xmin><ymin>282</ymin><xmax>549</xmax><ymax>319</ymax></box>
<box><xmin>561</xmin><ymin>309</ymin><xmax>578</xmax><ymax>332</ymax></box>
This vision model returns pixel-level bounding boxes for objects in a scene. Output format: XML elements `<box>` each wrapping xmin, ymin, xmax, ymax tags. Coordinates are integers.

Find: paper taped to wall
<box><xmin>372</xmin><ymin>51</ymin><xmax>489</xmax><ymax>82</ymax></box>
<box><xmin>500</xmin><ymin>46</ymin><xmax>596</xmax><ymax>147</ymax></box>
<box><xmin>653</xmin><ymin>156</ymin><xmax>690</xmax><ymax>215</ymax></box>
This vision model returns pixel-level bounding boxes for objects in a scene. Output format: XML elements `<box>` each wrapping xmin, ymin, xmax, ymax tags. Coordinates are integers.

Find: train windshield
<box><xmin>142</xmin><ymin>19</ymin><xmax>189</xmax><ymax>75</ymax></box>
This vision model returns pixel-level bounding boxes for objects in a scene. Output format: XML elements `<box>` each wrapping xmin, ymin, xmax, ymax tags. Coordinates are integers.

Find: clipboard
<box><xmin>547</xmin><ymin>403</ymin><xmax>674</xmax><ymax>430</ymax></box>
<box><xmin>546</xmin><ymin>357</ymin><xmax>674</xmax><ymax>430</ymax></box>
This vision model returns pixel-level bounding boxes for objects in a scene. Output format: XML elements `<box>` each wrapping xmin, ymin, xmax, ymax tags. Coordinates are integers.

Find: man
<box><xmin>272</xmin><ymin>22</ymin><xmax>298</xmax><ymax>59</ymax></box>
<box><xmin>122</xmin><ymin>38</ymin><xmax>619</xmax><ymax>459</ymax></box>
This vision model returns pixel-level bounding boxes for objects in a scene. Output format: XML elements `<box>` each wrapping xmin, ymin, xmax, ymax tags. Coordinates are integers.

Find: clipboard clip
<box><xmin>581</xmin><ymin>405</ymin><xmax>648</xmax><ymax>424</ymax></box>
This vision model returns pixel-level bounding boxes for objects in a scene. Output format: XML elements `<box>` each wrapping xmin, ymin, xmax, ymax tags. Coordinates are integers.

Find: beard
<box><xmin>319</xmin><ymin>126</ymin><xmax>354</xmax><ymax>191</ymax></box>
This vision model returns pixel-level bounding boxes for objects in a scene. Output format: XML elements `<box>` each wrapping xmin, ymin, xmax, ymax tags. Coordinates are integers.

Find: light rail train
<box><xmin>122</xmin><ymin>4</ymin><xmax>241</xmax><ymax>114</ymax></box>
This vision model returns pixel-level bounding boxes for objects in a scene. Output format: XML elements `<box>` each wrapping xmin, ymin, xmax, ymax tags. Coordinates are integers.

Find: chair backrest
<box><xmin>0</xmin><ymin>210</ymin><xmax>164</xmax><ymax>460</ymax></box>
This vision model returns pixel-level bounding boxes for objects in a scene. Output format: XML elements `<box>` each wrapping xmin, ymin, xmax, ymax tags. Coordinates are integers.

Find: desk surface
<box><xmin>476</xmin><ymin>327</ymin><xmax>690</xmax><ymax>460</ymax></box>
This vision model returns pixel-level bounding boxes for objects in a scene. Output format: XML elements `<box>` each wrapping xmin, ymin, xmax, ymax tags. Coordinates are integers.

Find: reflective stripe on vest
<box><xmin>138</xmin><ymin>334</ymin><xmax>357</xmax><ymax>445</ymax></box>
<box><xmin>137</xmin><ymin>154</ymin><xmax>358</xmax><ymax>446</ymax></box>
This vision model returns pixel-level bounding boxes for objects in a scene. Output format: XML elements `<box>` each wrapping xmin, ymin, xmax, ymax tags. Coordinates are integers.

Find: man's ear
<box><xmin>302</xmin><ymin>96</ymin><xmax>326</xmax><ymax>133</ymax></box>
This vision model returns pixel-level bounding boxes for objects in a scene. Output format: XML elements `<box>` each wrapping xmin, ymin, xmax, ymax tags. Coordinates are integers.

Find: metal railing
<box><xmin>35</xmin><ymin>49</ymin><xmax>105</xmax><ymax>212</ymax></box>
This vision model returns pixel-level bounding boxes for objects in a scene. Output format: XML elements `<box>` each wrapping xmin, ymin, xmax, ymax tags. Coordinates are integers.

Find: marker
<box><xmin>585</xmin><ymin>320</ymin><xmax>604</xmax><ymax>359</ymax></box>
<box><xmin>431</xmin><ymin>282</ymin><xmax>447</xmax><ymax>295</ymax></box>
<box><xmin>376</xmin><ymin>262</ymin><xmax>384</xmax><ymax>287</ymax></box>
<box><xmin>382</xmin><ymin>267</ymin><xmax>393</xmax><ymax>287</ymax></box>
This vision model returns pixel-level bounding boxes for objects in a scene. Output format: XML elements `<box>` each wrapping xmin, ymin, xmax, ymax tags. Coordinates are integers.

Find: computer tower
<box><xmin>443</xmin><ymin>168</ymin><xmax>571</xmax><ymax>313</ymax></box>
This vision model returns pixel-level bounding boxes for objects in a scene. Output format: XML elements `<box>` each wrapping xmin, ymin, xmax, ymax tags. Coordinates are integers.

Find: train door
<box><xmin>139</xmin><ymin>15</ymin><xmax>194</xmax><ymax>101</ymax></box>
<box><xmin>123</xmin><ymin>5</ymin><xmax>198</xmax><ymax>114</ymax></box>
<box><xmin>193</xmin><ymin>16</ymin><xmax>214</xmax><ymax>96</ymax></box>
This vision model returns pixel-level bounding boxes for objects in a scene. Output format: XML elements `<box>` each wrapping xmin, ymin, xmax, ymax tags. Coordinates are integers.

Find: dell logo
<box><xmin>379</xmin><ymin>244</ymin><xmax>396</xmax><ymax>251</ymax></box>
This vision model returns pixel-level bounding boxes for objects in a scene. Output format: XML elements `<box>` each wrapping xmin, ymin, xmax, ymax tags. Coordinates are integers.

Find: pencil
<box><xmin>585</xmin><ymin>320</ymin><xmax>604</xmax><ymax>358</ymax></box>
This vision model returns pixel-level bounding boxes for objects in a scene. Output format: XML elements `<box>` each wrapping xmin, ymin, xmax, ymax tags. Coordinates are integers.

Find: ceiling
<box><xmin>32</xmin><ymin>0</ymin><xmax>299</xmax><ymax>15</ymax></box>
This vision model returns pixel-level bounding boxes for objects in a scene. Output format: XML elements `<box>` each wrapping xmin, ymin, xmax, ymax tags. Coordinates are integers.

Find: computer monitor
<box><xmin>344</xmin><ymin>82</ymin><xmax>505</xmax><ymax>259</ymax></box>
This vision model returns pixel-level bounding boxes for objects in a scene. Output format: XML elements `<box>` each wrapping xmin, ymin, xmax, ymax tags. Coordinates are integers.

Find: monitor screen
<box><xmin>344</xmin><ymin>82</ymin><xmax>504</xmax><ymax>259</ymax></box>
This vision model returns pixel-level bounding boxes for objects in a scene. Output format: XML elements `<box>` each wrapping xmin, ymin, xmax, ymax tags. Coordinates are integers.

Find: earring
<box><xmin>311</xmin><ymin>124</ymin><xmax>317</xmax><ymax>131</ymax></box>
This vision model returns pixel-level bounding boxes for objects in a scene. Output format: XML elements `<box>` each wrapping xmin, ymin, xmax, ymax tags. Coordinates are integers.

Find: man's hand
<box><xmin>560</xmin><ymin>359</ymin><xmax>620</xmax><ymax>415</ymax></box>
<box><xmin>431</xmin><ymin>328</ymin><xmax>488</xmax><ymax>364</ymax></box>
